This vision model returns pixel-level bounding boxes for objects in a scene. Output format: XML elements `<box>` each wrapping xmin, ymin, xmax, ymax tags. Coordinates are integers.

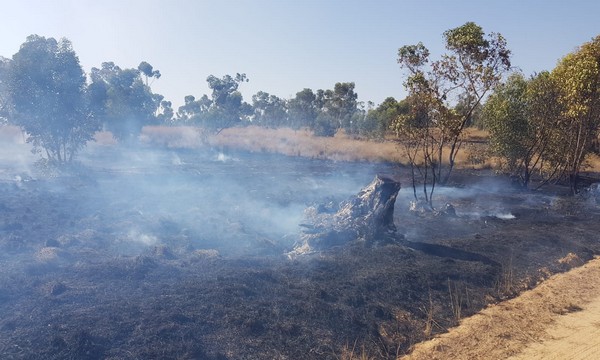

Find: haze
<box><xmin>1</xmin><ymin>0</ymin><xmax>598</xmax><ymax>108</ymax></box>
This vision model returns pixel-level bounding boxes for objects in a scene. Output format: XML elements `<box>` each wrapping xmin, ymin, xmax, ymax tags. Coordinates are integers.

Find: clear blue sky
<box><xmin>1</xmin><ymin>0</ymin><xmax>598</xmax><ymax>109</ymax></box>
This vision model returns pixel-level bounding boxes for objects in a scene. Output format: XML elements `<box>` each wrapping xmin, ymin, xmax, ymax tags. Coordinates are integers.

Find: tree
<box><xmin>551</xmin><ymin>36</ymin><xmax>600</xmax><ymax>193</ymax></box>
<box><xmin>394</xmin><ymin>42</ymin><xmax>449</xmax><ymax>207</ymax></box>
<box><xmin>7</xmin><ymin>35</ymin><xmax>99</xmax><ymax>163</ymax></box>
<box><xmin>397</xmin><ymin>23</ymin><xmax>511</xmax><ymax>179</ymax></box>
<box><xmin>287</xmin><ymin>88</ymin><xmax>318</xmax><ymax>130</ymax></box>
<box><xmin>137</xmin><ymin>61</ymin><xmax>161</xmax><ymax>86</ymax></box>
<box><xmin>202</xmin><ymin>73</ymin><xmax>251</xmax><ymax>133</ymax></box>
<box><xmin>395</xmin><ymin>22</ymin><xmax>511</xmax><ymax>207</ymax></box>
<box><xmin>89</xmin><ymin>61</ymin><xmax>162</xmax><ymax>142</ymax></box>
<box><xmin>323</xmin><ymin>82</ymin><xmax>359</xmax><ymax>133</ymax></box>
<box><xmin>525</xmin><ymin>71</ymin><xmax>565</xmax><ymax>186</ymax></box>
<box><xmin>483</xmin><ymin>73</ymin><xmax>533</xmax><ymax>186</ymax></box>
<box><xmin>176</xmin><ymin>94</ymin><xmax>212</xmax><ymax>124</ymax></box>
<box><xmin>437</xmin><ymin>22</ymin><xmax>511</xmax><ymax>183</ymax></box>
<box><xmin>362</xmin><ymin>97</ymin><xmax>409</xmax><ymax>139</ymax></box>
<box><xmin>251</xmin><ymin>91</ymin><xmax>287</xmax><ymax>128</ymax></box>
<box><xmin>156</xmin><ymin>99</ymin><xmax>174</xmax><ymax>124</ymax></box>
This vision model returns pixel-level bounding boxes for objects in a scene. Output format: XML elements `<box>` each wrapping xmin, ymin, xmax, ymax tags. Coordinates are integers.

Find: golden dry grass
<box><xmin>5</xmin><ymin>124</ymin><xmax>600</xmax><ymax>172</ymax></box>
<box><xmin>140</xmin><ymin>125</ymin><xmax>500</xmax><ymax>169</ymax></box>
<box><xmin>400</xmin><ymin>256</ymin><xmax>600</xmax><ymax>360</ymax></box>
<box><xmin>213</xmin><ymin>126</ymin><xmax>405</xmax><ymax>162</ymax></box>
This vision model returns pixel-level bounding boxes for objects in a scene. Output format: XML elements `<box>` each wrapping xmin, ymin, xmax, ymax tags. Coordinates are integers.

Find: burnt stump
<box><xmin>292</xmin><ymin>174</ymin><xmax>401</xmax><ymax>254</ymax></box>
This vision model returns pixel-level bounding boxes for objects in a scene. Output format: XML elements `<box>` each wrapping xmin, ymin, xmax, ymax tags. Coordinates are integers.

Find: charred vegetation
<box><xmin>0</xmin><ymin>146</ymin><xmax>598</xmax><ymax>359</ymax></box>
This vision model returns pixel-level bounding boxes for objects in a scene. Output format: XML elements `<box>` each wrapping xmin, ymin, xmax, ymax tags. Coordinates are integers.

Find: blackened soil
<box><xmin>0</xmin><ymin>150</ymin><xmax>599</xmax><ymax>359</ymax></box>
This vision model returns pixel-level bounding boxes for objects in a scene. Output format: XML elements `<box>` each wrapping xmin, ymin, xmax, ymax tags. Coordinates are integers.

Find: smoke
<box><xmin>0</xmin><ymin>124</ymin><xmax>558</xmax><ymax>261</ymax></box>
<box><xmin>0</xmin><ymin>127</ymin><xmax>36</xmax><ymax>181</ymax></box>
<box><xmin>57</xmin><ymin>144</ymin><xmax>378</xmax><ymax>258</ymax></box>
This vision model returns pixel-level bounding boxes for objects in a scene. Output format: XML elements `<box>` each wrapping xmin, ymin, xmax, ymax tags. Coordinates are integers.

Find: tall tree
<box><xmin>483</xmin><ymin>73</ymin><xmax>535</xmax><ymax>186</ymax></box>
<box><xmin>395</xmin><ymin>22</ymin><xmax>511</xmax><ymax>206</ymax></box>
<box><xmin>323</xmin><ymin>82</ymin><xmax>359</xmax><ymax>132</ymax></box>
<box><xmin>202</xmin><ymin>73</ymin><xmax>251</xmax><ymax>133</ymax></box>
<box><xmin>396</xmin><ymin>22</ymin><xmax>511</xmax><ymax>185</ymax></box>
<box><xmin>551</xmin><ymin>35</ymin><xmax>600</xmax><ymax>193</ymax></box>
<box><xmin>89</xmin><ymin>61</ymin><xmax>162</xmax><ymax>142</ymax></box>
<box><xmin>176</xmin><ymin>94</ymin><xmax>211</xmax><ymax>124</ymax></box>
<box><xmin>251</xmin><ymin>91</ymin><xmax>287</xmax><ymax>128</ymax></box>
<box><xmin>7</xmin><ymin>35</ymin><xmax>99</xmax><ymax>162</ymax></box>
<box><xmin>362</xmin><ymin>97</ymin><xmax>408</xmax><ymax>139</ymax></box>
<box><xmin>137</xmin><ymin>61</ymin><xmax>161</xmax><ymax>86</ymax></box>
<box><xmin>288</xmin><ymin>88</ymin><xmax>318</xmax><ymax>130</ymax></box>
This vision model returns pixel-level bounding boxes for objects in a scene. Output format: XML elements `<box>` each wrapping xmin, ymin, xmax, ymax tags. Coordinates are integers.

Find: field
<box><xmin>0</xmin><ymin>126</ymin><xmax>599</xmax><ymax>358</ymax></box>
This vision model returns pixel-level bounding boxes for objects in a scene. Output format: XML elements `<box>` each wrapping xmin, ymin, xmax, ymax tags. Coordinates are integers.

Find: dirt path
<box><xmin>401</xmin><ymin>256</ymin><xmax>600</xmax><ymax>360</ymax></box>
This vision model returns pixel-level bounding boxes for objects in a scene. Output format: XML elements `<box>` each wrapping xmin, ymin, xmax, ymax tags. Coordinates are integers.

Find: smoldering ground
<box><xmin>1</xmin><ymin>135</ymin><xmax>600</xmax><ymax>359</ymax></box>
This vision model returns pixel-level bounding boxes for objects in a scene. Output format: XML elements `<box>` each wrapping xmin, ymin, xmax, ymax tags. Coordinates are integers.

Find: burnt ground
<box><xmin>0</xmin><ymin>147</ymin><xmax>600</xmax><ymax>359</ymax></box>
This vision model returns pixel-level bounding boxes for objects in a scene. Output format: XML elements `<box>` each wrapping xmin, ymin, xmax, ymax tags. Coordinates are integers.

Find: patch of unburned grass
<box><xmin>213</xmin><ymin>126</ymin><xmax>406</xmax><ymax>163</ymax></box>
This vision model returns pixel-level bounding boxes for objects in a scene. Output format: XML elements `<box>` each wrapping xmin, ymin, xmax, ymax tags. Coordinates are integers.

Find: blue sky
<box><xmin>1</xmin><ymin>0</ymin><xmax>598</xmax><ymax>109</ymax></box>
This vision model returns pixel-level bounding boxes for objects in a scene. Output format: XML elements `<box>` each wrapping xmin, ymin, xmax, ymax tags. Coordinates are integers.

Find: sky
<box><xmin>1</xmin><ymin>0</ymin><xmax>599</xmax><ymax>110</ymax></box>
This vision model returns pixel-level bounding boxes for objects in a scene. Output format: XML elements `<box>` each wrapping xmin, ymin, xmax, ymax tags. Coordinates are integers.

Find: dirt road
<box><xmin>402</xmin><ymin>256</ymin><xmax>600</xmax><ymax>360</ymax></box>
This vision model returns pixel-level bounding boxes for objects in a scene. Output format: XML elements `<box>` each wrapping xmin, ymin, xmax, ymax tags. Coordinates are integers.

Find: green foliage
<box><xmin>395</xmin><ymin>22</ymin><xmax>511</xmax><ymax>204</ymax></box>
<box><xmin>203</xmin><ymin>73</ymin><xmax>251</xmax><ymax>133</ymax></box>
<box><xmin>394</xmin><ymin>22</ymin><xmax>510</xmax><ymax>188</ymax></box>
<box><xmin>176</xmin><ymin>95</ymin><xmax>211</xmax><ymax>124</ymax></box>
<box><xmin>137</xmin><ymin>61</ymin><xmax>161</xmax><ymax>85</ymax></box>
<box><xmin>251</xmin><ymin>91</ymin><xmax>287</xmax><ymax>128</ymax></box>
<box><xmin>483</xmin><ymin>73</ymin><xmax>532</xmax><ymax>183</ymax></box>
<box><xmin>89</xmin><ymin>61</ymin><xmax>162</xmax><ymax>142</ymax></box>
<box><xmin>550</xmin><ymin>35</ymin><xmax>600</xmax><ymax>191</ymax></box>
<box><xmin>360</xmin><ymin>97</ymin><xmax>408</xmax><ymax>139</ymax></box>
<box><xmin>483</xmin><ymin>49</ymin><xmax>600</xmax><ymax>191</ymax></box>
<box><xmin>324</xmin><ymin>82</ymin><xmax>359</xmax><ymax>134</ymax></box>
<box><xmin>288</xmin><ymin>88</ymin><xmax>318</xmax><ymax>130</ymax></box>
<box><xmin>8</xmin><ymin>35</ymin><xmax>99</xmax><ymax>162</ymax></box>
<box><xmin>313</xmin><ymin>112</ymin><xmax>337</xmax><ymax>137</ymax></box>
<box><xmin>156</xmin><ymin>100</ymin><xmax>174</xmax><ymax>124</ymax></box>
<box><xmin>525</xmin><ymin>71</ymin><xmax>564</xmax><ymax>175</ymax></box>
<box><xmin>397</xmin><ymin>42</ymin><xmax>429</xmax><ymax>70</ymax></box>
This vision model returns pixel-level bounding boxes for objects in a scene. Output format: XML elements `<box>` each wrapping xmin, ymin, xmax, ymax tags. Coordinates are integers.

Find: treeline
<box><xmin>0</xmin><ymin>34</ymin><xmax>405</xmax><ymax>164</ymax></box>
<box><xmin>392</xmin><ymin>22</ymin><xmax>600</xmax><ymax>201</ymax></box>
<box><xmin>0</xmin><ymin>27</ymin><xmax>599</xmax><ymax>196</ymax></box>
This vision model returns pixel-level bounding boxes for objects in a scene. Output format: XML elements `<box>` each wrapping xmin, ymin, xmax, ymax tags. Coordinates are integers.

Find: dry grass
<box><xmin>213</xmin><ymin>126</ymin><xmax>405</xmax><ymax>163</ymax></box>
<box><xmin>337</xmin><ymin>340</ymin><xmax>376</xmax><ymax>360</ymax></box>
<box><xmin>5</xmin><ymin>124</ymin><xmax>600</xmax><ymax>172</ymax></box>
<box><xmin>138</xmin><ymin>125</ymin><xmax>501</xmax><ymax>168</ymax></box>
<box><xmin>401</xmin><ymin>256</ymin><xmax>600</xmax><ymax>360</ymax></box>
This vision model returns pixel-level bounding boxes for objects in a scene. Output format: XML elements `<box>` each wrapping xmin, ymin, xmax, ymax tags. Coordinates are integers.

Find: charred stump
<box><xmin>292</xmin><ymin>174</ymin><xmax>401</xmax><ymax>255</ymax></box>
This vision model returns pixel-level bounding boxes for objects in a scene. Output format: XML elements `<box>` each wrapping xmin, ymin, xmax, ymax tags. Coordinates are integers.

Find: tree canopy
<box><xmin>7</xmin><ymin>35</ymin><xmax>98</xmax><ymax>162</ymax></box>
<box><xmin>395</xmin><ymin>22</ymin><xmax>512</xmax><ymax>205</ymax></box>
<box><xmin>89</xmin><ymin>61</ymin><xmax>163</xmax><ymax>142</ymax></box>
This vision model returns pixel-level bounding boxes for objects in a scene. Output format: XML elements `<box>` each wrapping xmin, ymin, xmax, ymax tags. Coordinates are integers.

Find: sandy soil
<box><xmin>402</xmin><ymin>256</ymin><xmax>600</xmax><ymax>360</ymax></box>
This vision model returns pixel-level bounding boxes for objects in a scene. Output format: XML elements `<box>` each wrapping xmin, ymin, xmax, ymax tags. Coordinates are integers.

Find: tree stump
<box><xmin>291</xmin><ymin>174</ymin><xmax>401</xmax><ymax>255</ymax></box>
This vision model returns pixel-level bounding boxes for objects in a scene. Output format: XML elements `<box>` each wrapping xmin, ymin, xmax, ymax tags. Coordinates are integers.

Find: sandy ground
<box><xmin>402</xmin><ymin>256</ymin><xmax>600</xmax><ymax>360</ymax></box>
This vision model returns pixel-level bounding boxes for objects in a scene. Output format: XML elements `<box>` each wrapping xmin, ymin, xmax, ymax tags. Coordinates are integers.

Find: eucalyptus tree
<box><xmin>176</xmin><ymin>95</ymin><xmax>212</xmax><ymax>124</ymax></box>
<box><xmin>396</xmin><ymin>22</ymin><xmax>511</xmax><ymax>183</ymax></box>
<box><xmin>88</xmin><ymin>61</ymin><xmax>162</xmax><ymax>143</ymax></box>
<box><xmin>287</xmin><ymin>88</ymin><xmax>318</xmax><ymax>130</ymax></box>
<box><xmin>551</xmin><ymin>35</ymin><xmax>600</xmax><ymax>193</ymax></box>
<box><xmin>137</xmin><ymin>61</ymin><xmax>161</xmax><ymax>86</ymax></box>
<box><xmin>202</xmin><ymin>73</ymin><xmax>252</xmax><ymax>133</ymax></box>
<box><xmin>483</xmin><ymin>73</ymin><xmax>537</xmax><ymax>187</ymax></box>
<box><xmin>362</xmin><ymin>97</ymin><xmax>408</xmax><ymax>139</ymax></box>
<box><xmin>251</xmin><ymin>91</ymin><xmax>287</xmax><ymax>128</ymax></box>
<box><xmin>8</xmin><ymin>35</ymin><xmax>99</xmax><ymax>162</ymax></box>
<box><xmin>323</xmin><ymin>82</ymin><xmax>359</xmax><ymax>133</ymax></box>
<box><xmin>394</xmin><ymin>22</ymin><xmax>511</xmax><ymax>206</ymax></box>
